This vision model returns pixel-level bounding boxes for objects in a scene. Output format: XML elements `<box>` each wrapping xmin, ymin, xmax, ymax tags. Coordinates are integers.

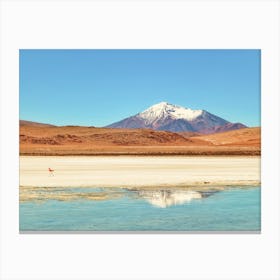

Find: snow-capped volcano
<box><xmin>139</xmin><ymin>102</ymin><xmax>203</xmax><ymax>124</ymax></box>
<box><xmin>106</xmin><ymin>102</ymin><xmax>247</xmax><ymax>133</ymax></box>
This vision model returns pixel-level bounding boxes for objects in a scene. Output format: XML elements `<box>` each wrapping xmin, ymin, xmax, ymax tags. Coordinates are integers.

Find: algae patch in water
<box><xmin>19</xmin><ymin>187</ymin><xmax>123</xmax><ymax>202</ymax></box>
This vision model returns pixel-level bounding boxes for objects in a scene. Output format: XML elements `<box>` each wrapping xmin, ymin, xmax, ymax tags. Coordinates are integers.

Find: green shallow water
<box><xmin>19</xmin><ymin>186</ymin><xmax>261</xmax><ymax>232</ymax></box>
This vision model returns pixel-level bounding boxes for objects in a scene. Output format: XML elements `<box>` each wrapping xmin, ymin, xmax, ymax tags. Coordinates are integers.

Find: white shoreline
<box><xmin>19</xmin><ymin>156</ymin><xmax>261</xmax><ymax>188</ymax></box>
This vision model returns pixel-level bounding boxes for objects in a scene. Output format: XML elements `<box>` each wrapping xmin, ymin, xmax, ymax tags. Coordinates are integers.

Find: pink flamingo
<box><xmin>48</xmin><ymin>167</ymin><xmax>55</xmax><ymax>176</ymax></box>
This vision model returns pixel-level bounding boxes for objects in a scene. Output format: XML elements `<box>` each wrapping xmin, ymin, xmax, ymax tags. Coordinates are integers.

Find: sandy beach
<box><xmin>19</xmin><ymin>156</ymin><xmax>261</xmax><ymax>188</ymax></box>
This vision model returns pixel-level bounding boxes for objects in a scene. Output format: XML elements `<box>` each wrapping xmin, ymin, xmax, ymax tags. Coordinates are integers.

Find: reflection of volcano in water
<box><xmin>137</xmin><ymin>190</ymin><xmax>206</xmax><ymax>208</ymax></box>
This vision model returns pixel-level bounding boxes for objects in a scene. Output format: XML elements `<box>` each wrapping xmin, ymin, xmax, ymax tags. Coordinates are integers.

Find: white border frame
<box><xmin>1</xmin><ymin>0</ymin><xmax>279</xmax><ymax>279</ymax></box>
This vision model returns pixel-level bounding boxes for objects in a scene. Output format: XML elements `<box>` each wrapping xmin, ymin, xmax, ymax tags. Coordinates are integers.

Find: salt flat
<box><xmin>19</xmin><ymin>156</ymin><xmax>261</xmax><ymax>187</ymax></box>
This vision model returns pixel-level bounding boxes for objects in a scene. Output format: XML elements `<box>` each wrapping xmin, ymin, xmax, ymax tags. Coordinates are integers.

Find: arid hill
<box><xmin>192</xmin><ymin>127</ymin><xmax>260</xmax><ymax>146</ymax></box>
<box><xmin>20</xmin><ymin>120</ymin><xmax>56</xmax><ymax>127</ymax></box>
<box><xmin>20</xmin><ymin>121</ymin><xmax>261</xmax><ymax>155</ymax></box>
<box><xmin>20</xmin><ymin>125</ymin><xmax>209</xmax><ymax>146</ymax></box>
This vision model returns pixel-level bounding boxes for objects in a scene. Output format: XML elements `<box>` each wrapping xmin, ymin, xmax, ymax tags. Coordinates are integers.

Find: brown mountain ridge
<box><xmin>19</xmin><ymin>120</ymin><xmax>260</xmax><ymax>155</ymax></box>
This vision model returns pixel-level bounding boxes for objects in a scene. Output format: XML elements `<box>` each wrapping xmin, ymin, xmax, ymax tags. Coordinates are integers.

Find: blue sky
<box><xmin>20</xmin><ymin>49</ymin><xmax>260</xmax><ymax>127</ymax></box>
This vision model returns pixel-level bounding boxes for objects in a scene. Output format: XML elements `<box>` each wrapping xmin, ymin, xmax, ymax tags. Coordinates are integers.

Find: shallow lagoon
<box><xmin>19</xmin><ymin>186</ymin><xmax>260</xmax><ymax>232</ymax></box>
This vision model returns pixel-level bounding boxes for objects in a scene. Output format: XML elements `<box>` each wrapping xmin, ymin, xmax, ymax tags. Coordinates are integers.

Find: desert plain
<box><xmin>20</xmin><ymin>155</ymin><xmax>260</xmax><ymax>188</ymax></box>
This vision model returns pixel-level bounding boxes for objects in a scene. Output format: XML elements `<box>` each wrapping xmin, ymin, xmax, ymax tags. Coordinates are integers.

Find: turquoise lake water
<box><xmin>19</xmin><ymin>186</ymin><xmax>261</xmax><ymax>232</ymax></box>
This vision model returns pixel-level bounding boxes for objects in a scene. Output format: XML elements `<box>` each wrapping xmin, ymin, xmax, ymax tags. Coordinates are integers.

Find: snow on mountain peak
<box><xmin>139</xmin><ymin>102</ymin><xmax>203</xmax><ymax>124</ymax></box>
